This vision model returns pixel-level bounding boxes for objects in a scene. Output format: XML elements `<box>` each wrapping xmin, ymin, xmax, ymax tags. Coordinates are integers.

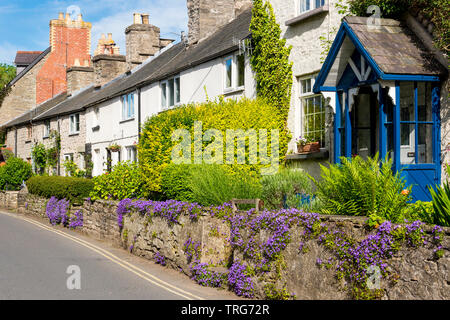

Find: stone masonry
<box><xmin>187</xmin><ymin>0</ymin><xmax>252</xmax><ymax>44</ymax></box>
<box><xmin>0</xmin><ymin>53</ymin><xmax>49</xmax><ymax>126</ymax></box>
<box><xmin>3</xmin><ymin>192</ymin><xmax>448</xmax><ymax>300</ymax></box>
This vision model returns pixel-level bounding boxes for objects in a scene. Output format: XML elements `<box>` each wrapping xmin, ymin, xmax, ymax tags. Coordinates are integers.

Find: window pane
<box><xmin>316</xmin><ymin>0</ymin><xmax>325</xmax><ymax>8</ymax></box>
<box><xmin>161</xmin><ymin>83</ymin><xmax>167</xmax><ymax>107</ymax></box>
<box><xmin>302</xmin><ymin>95</ymin><xmax>325</xmax><ymax>147</ymax></box>
<box><xmin>401</xmin><ymin>124</ymin><xmax>416</xmax><ymax>164</ymax></box>
<box><xmin>225</xmin><ymin>58</ymin><xmax>232</xmax><ymax>88</ymax></box>
<box><xmin>128</xmin><ymin>94</ymin><xmax>134</xmax><ymax>118</ymax></box>
<box><xmin>76</xmin><ymin>114</ymin><xmax>80</xmax><ymax>132</ymax></box>
<box><xmin>418</xmin><ymin>124</ymin><xmax>433</xmax><ymax>164</ymax></box>
<box><xmin>122</xmin><ymin>96</ymin><xmax>127</xmax><ymax>119</ymax></box>
<box><xmin>400</xmin><ymin>82</ymin><xmax>415</xmax><ymax>121</ymax></box>
<box><xmin>417</xmin><ymin>82</ymin><xmax>432</xmax><ymax>122</ymax></box>
<box><xmin>237</xmin><ymin>55</ymin><xmax>245</xmax><ymax>87</ymax></box>
<box><xmin>175</xmin><ymin>77</ymin><xmax>180</xmax><ymax>104</ymax></box>
<box><xmin>300</xmin><ymin>0</ymin><xmax>311</xmax><ymax>13</ymax></box>
<box><xmin>168</xmin><ymin>79</ymin><xmax>175</xmax><ymax>107</ymax></box>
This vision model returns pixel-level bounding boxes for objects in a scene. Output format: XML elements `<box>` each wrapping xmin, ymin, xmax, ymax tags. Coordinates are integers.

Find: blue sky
<box><xmin>0</xmin><ymin>0</ymin><xmax>188</xmax><ymax>65</ymax></box>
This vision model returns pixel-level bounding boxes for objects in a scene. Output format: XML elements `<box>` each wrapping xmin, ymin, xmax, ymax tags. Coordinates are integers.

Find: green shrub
<box><xmin>26</xmin><ymin>175</ymin><xmax>93</xmax><ymax>205</ymax></box>
<box><xmin>161</xmin><ymin>163</ymin><xmax>196</xmax><ymax>202</ymax></box>
<box><xmin>138</xmin><ymin>98</ymin><xmax>290</xmax><ymax>194</ymax></box>
<box><xmin>402</xmin><ymin>201</ymin><xmax>435</xmax><ymax>224</ymax></box>
<box><xmin>90</xmin><ymin>161</ymin><xmax>145</xmax><ymax>201</ymax></box>
<box><xmin>310</xmin><ymin>155</ymin><xmax>410</xmax><ymax>223</ymax></box>
<box><xmin>0</xmin><ymin>157</ymin><xmax>33</xmax><ymax>191</ymax></box>
<box><xmin>189</xmin><ymin>164</ymin><xmax>262</xmax><ymax>206</ymax></box>
<box><xmin>429</xmin><ymin>183</ymin><xmax>450</xmax><ymax>227</ymax></box>
<box><xmin>260</xmin><ymin>168</ymin><xmax>313</xmax><ymax>210</ymax></box>
<box><xmin>63</xmin><ymin>159</ymin><xmax>86</xmax><ymax>178</ymax></box>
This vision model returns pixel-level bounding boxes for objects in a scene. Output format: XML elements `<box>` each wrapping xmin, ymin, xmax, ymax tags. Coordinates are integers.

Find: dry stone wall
<box><xmin>2</xmin><ymin>191</ymin><xmax>449</xmax><ymax>300</ymax></box>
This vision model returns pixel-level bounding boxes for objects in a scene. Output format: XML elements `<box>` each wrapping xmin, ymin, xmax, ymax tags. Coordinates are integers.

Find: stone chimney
<box><xmin>92</xmin><ymin>33</ymin><xmax>126</xmax><ymax>87</ymax></box>
<box><xmin>187</xmin><ymin>0</ymin><xmax>252</xmax><ymax>45</ymax></box>
<box><xmin>66</xmin><ymin>65</ymin><xmax>94</xmax><ymax>95</ymax></box>
<box><xmin>125</xmin><ymin>13</ymin><xmax>174</xmax><ymax>70</ymax></box>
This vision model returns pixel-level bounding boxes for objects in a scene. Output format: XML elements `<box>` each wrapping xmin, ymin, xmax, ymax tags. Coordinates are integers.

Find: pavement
<box><xmin>0</xmin><ymin>210</ymin><xmax>241</xmax><ymax>300</ymax></box>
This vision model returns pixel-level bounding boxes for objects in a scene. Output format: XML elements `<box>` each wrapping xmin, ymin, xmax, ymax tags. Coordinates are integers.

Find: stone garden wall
<box><xmin>2</xmin><ymin>191</ymin><xmax>449</xmax><ymax>300</ymax></box>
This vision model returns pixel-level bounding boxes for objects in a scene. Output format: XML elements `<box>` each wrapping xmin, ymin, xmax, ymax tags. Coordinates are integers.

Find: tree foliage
<box><xmin>0</xmin><ymin>63</ymin><xmax>16</xmax><ymax>107</ymax></box>
<box><xmin>250</xmin><ymin>0</ymin><xmax>293</xmax><ymax>121</ymax></box>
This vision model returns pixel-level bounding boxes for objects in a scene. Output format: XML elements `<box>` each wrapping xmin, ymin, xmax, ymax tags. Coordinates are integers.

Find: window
<box><xmin>299</xmin><ymin>0</ymin><xmax>326</xmax><ymax>14</ymax></box>
<box><xmin>161</xmin><ymin>76</ymin><xmax>180</xmax><ymax>109</ymax></box>
<box><xmin>126</xmin><ymin>146</ymin><xmax>137</xmax><ymax>163</ymax></box>
<box><xmin>121</xmin><ymin>93</ymin><xmax>135</xmax><ymax>121</ymax></box>
<box><xmin>69</xmin><ymin>114</ymin><xmax>80</xmax><ymax>135</ymax></box>
<box><xmin>43</xmin><ymin>121</ymin><xmax>50</xmax><ymax>138</ymax></box>
<box><xmin>299</xmin><ymin>75</ymin><xmax>325</xmax><ymax>148</ymax></box>
<box><xmin>224</xmin><ymin>54</ymin><xmax>246</xmax><ymax>91</ymax></box>
<box><xmin>400</xmin><ymin>82</ymin><xmax>433</xmax><ymax>165</ymax></box>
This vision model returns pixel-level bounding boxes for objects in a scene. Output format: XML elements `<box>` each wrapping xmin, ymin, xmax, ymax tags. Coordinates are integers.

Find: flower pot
<box><xmin>297</xmin><ymin>142</ymin><xmax>320</xmax><ymax>154</ymax></box>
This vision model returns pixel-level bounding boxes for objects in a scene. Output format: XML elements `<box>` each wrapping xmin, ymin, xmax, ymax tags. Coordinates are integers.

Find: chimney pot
<box><xmin>142</xmin><ymin>14</ymin><xmax>150</xmax><ymax>25</ymax></box>
<box><xmin>58</xmin><ymin>12</ymin><xmax>64</xmax><ymax>20</ymax></box>
<box><xmin>133</xmin><ymin>13</ymin><xmax>142</xmax><ymax>24</ymax></box>
<box><xmin>77</xmin><ymin>14</ymin><xmax>83</xmax><ymax>22</ymax></box>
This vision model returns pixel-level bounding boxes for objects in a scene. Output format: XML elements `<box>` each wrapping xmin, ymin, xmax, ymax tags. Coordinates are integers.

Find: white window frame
<box><xmin>223</xmin><ymin>53</ymin><xmax>246</xmax><ymax>92</ymax></box>
<box><xmin>299</xmin><ymin>0</ymin><xmax>326</xmax><ymax>14</ymax></box>
<box><xmin>69</xmin><ymin>113</ymin><xmax>80</xmax><ymax>135</ymax></box>
<box><xmin>126</xmin><ymin>146</ymin><xmax>137</xmax><ymax>163</ymax></box>
<box><xmin>161</xmin><ymin>76</ymin><xmax>180</xmax><ymax>110</ymax></box>
<box><xmin>299</xmin><ymin>74</ymin><xmax>326</xmax><ymax>148</ymax></box>
<box><xmin>43</xmin><ymin>120</ymin><xmax>50</xmax><ymax>138</ymax></box>
<box><xmin>121</xmin><ymin>92</ymin><xmax>135</xmax><ymax>121</ymax></box>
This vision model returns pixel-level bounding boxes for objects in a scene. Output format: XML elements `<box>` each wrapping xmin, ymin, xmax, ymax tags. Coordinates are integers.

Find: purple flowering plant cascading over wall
<box><xmin>46</xmin><ymin>197</ymin><xmax>70</xmax><ymax>226</ymax></box>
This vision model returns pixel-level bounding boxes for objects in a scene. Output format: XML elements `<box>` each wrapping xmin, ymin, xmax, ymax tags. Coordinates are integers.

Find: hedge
<box><xmin>138</xmin><ymin>98</ymin><xmax>290</xmax><ymax>195</ymax></box>
<box><xmin>0</xmin><ymin>157</ymin><xmax>33</xmax><ymax>191</ymax></box>
<box><xmin>26</xmin><ymin>176</ymin><xmax>94</xmax><ymax>205</ymax></box>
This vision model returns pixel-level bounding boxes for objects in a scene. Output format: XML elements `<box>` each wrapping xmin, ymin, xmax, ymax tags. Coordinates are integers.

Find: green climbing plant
<box><xmin>250</xmin><ymin>0</ymin><xmax>293</xmax><ymax>121</ymax></box>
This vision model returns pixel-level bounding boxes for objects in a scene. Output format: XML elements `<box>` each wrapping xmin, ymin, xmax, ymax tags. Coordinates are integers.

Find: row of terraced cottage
<box><xmin>1</xmin><ymin>0</ymin><xmax>449</xmax><ymax>202</ymax></box>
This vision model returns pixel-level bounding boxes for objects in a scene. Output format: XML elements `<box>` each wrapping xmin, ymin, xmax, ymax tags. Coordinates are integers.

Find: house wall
<box><xmin>58</xmin><ymin>112</ymin><xmax>87</xmax><ymax>175</ymax></box>
<box><xmin>270</xmin><ymin>0</ymin><xmax>346</xmax><ymax>152</ymax></box>
<box><xmin>0</xmin><ymin>53</ymin><xmax>49</xmax><ymax>126</ymax></box>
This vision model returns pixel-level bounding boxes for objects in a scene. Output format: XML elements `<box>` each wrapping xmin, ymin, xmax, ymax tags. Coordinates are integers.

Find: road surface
<box><xmin>0</xmin><ymin>211</ymin><xmax>239</xmax><ymax>300</ymax></box>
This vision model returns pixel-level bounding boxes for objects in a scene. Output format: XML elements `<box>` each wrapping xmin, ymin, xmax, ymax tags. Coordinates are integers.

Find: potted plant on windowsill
<box><xmin>108</xmin><ymin>143</ymin><xmax>121</xmax><ymax>152</ymax></box>
<box><xmin>296</xmin><ymin>136</ymin><xmax>320</xmax><ymax>154</ymax></box>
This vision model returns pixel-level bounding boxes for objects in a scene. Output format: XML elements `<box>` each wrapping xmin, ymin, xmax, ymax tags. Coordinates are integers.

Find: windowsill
<box><xmin>69</xmin><ymin>132</ymin><xmax>80</xmax><ymax>137</ymax></box>
<box><xmin>285</xmin><ymin>149</ymin><xmax>329</xmax><ymax>161</ymax></box>
<box><xmin>25</xmin><ymin>140</ymin><xmax>31</xmax><ymax>144</ymax></box>
<box><xmin>43</xmin><ymin>136</ymin><xmax>49</xmax><ymax>140</ymax></box>
<box><xmin>224</xmin><ymin>86</ymin><xmax>245</xmax><ymax>96</ymax></box>
<box><xmin>285</xmin><ymin>5</ymin><xmax>329</xmax><ymax>26</ymax></box>
<box><xmin>120</xmin><ymin>118</ymin><xmax>135</xmax><ymax>124</ymax></box>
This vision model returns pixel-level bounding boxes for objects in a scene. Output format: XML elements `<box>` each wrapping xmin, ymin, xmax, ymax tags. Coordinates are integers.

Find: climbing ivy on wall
<box><xmin>250</xmin><ymin>0</ymin><xmax>293</xmax><ymax>122</ymax></box>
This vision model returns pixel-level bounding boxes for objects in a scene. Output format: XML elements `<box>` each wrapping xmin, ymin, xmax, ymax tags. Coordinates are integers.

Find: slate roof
<box><xmin>34</xmin><ymin>86</ymin><xmax>97</xmax><ymax>121</ymax></box>
<box><xmin>2</xmin><ymin>91</ymin><xmax>68</xmax><ymax>128</ymax></box>
<box><xmin>14</xmin><ymin>51</ymin><xmax>43</xmax><ymax>66</ymax></box>
<box><xmin>344</xmin><ymin>16</ymin><xmax>444</xmax><ymax>76</ymax></box>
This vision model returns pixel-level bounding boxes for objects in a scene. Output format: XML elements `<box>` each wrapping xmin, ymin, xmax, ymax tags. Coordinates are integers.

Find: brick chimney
<box><xmin>187</xmin><ymin>0</ymin><xmax>252</xmax><ymax>45</ymax></box>
<box><xmin>36</xmin><ymin>12</ymin><xmax>92</xmax><ymax>104</ymax></box>
<box><xmin>92</xmin><ymin>33</ymin><xmax>126</xmax><ymax>87</ymax></box>
<box><xmin>125</xmin><ymin>13</ymin><xmax>174</xmax><ymax>70</ymax></box>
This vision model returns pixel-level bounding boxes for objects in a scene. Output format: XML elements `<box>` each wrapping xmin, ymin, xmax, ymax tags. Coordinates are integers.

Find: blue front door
<box><xmin>394</xmin><ymin>82</ymin><xmax>441</xmax><ymax>202</ymax></box>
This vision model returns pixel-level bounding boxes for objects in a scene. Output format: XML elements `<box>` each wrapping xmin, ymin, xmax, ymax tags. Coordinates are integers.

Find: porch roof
<box><xmin>314</xmin><ymin>16</ymin><xmax>445</xmax><ymax>92</ymax></box>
